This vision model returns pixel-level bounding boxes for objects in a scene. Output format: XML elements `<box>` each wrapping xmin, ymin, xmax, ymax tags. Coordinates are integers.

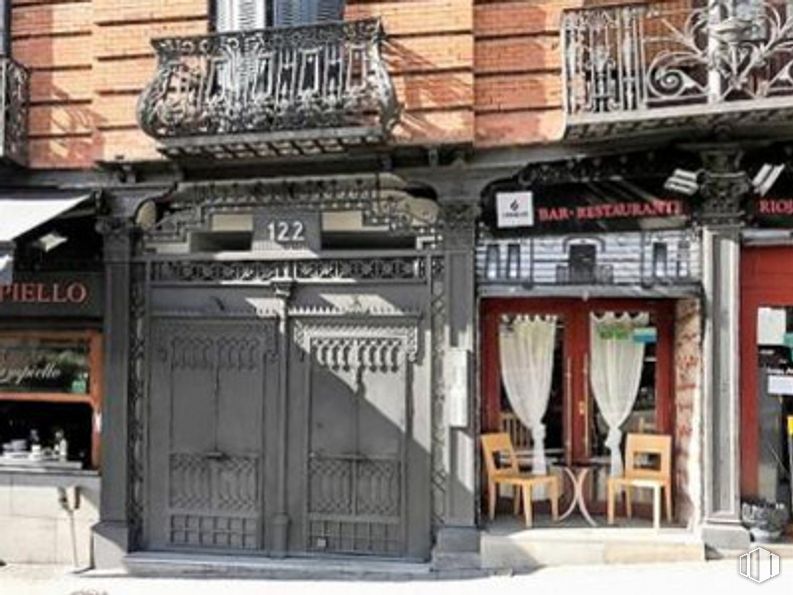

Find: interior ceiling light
<box><xmin>33</xmin><ymin>231</ymin><xmax>68</xmax><ymax>253</ymax></box>
<box><xmin>663</xmin><ymin>169</ymin><xmax>700</xmax><ymax>196</ymax></box>
<box><xmin>752</xmin><ymin>163</ymin><xmax>785</xmax><ymax>197</ymax></box>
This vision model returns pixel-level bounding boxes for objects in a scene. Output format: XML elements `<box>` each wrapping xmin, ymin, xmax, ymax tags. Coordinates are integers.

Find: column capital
<box><xmin>698</xmin><ymin>147</ymin><xmax>750</xmax><ymax>227</ymax></box>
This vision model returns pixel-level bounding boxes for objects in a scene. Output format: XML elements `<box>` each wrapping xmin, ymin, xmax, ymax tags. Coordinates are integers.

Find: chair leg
<box><xmin>522</xmin><ymin>485</ymin><xmax>533</xmax><ymax>528</ymax></box>
<box><xmin>625</xmin><ymin>486</ymin><xmax>633</xmax><ymax>519</ymax></box>
<box><xmin>513</xmin><ymin>485</ymin><xmax>521</xmax><ymax>516</ymax></box>
<box><xmin>607</xmin><ymin>480</ymin><xmax>615</xmax><ymax>525</ymax></box>
<box><xmin>652</xmin><ymin>485</ymin><xmax>661</xmax><ymax>530</ymax></box>
<box><xmin>488</xmin><ymin>481</ymin><xmax>496</xmax><ymax>521</ymax></box>
<box><xmin>665</xmin><ymin>483</ymin><xmax>673</xmax><ymax>523</ymax></box>
<box><xmin>550</xmin><ymin>478</ymin><xmax>559</xmax><ymax>521</ymax></box>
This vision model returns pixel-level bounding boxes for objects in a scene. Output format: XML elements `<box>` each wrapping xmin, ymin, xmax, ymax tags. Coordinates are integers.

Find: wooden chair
<box><xmin>607</xmin><ymin>433</ymin><xmax>672</xmax><ymax>529</ymax></box>
<box><xmin>481</xmin><ymin>432</ymin><xmax>560</xmax><ymax>528</ymax></box>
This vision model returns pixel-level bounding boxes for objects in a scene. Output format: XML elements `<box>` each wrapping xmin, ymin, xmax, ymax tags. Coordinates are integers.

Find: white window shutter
<box><xmin>216</xmin><ymin>0</ymin><xmax>267</xmax><ymax>32</ymax></box>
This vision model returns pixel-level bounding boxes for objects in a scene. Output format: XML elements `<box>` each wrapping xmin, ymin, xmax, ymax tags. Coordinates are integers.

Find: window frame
<box><xmin>0</xmin><ymin>329</ymin><xmax>104</xmax><ymax>468</ymax></box>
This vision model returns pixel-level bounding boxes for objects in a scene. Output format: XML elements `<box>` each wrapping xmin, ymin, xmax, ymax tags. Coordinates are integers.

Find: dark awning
<box><xmin>0</xmin><ymin>192</ymin><xmax>92</xmax><ymax>285</ymax></box>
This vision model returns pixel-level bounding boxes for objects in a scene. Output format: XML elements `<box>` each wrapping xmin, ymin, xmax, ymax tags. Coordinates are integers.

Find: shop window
<box><xmin>0</xmin><ymin>331</ymin><xmax>102</xmax><ymax>470</ymax></box>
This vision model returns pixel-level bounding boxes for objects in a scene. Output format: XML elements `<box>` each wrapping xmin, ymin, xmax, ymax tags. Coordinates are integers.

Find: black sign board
<box><xmin>0</xmin><ymin>272</ymin><xmax>103</xmax><ymax>318</ymax></box>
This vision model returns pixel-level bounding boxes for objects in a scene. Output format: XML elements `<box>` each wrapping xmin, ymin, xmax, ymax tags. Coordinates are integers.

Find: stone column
<box><xmin>92</xmin><ymin>214</ymin><xmax>135</xmax><ymax>568</ymax></box>
<box><xmin>698</xmin><ymin>148</ymin><xmax>751</xmax><ymax>550</ymax></box>
<box><xmin>92</xmin><ymin>185</ymin><xmax>170</xmax><ymax>568</ymax></box>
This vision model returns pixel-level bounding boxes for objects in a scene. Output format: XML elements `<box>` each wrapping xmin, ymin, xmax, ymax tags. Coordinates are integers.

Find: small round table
<box><xmin>553</xmin><ymin>460</ymin><xmax>609</xmax><ymax>527</ymax></box>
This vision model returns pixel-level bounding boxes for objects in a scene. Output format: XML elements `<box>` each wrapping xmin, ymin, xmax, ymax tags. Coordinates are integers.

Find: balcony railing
<box><xmin>137</xmin><ymin>19</ymin><xmax>398</xmax><ymax>158</ymax></box>
<box><xmin>0</xmin><ymin>57</ymin><xmax>28</xmax><ymax>166</ymax></box>
<box><xmin>562</xmin><ymin>0</ymin><xmax>793</xmax><ymax>139</ymax></box>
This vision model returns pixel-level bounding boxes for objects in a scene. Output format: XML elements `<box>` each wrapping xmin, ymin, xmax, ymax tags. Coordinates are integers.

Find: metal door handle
<box><xmin>204</xmin><ymin>451</ymin><xmax>228</xmax><ymax>461</ymax></box>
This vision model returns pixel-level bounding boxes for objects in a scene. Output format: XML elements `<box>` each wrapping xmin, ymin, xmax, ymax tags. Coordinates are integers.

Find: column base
<box><xmin>270</xmin><ymin>513</ymin><xmax>290</xmax><ymax>558</ymax></box>
<box><xmin>92</xmin><ymin>520</ymin><xmax>131</xmax><ymax>570</ymax></box>
<box><xmin>701</xmin><ymin>520</ymin><xmax>751</xmax><ymax>552</ymax></box>
<box><xmin>431</xmin><ymin>526</ymin><xmax>481</xmax><ymax>570</ymax></box>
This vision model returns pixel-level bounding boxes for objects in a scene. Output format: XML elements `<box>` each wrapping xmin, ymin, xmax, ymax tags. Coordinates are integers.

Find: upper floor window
<box><xmin>214</xmin><ymin>0</ymin><xmax>345</xmax><ymax>31</ymax></box>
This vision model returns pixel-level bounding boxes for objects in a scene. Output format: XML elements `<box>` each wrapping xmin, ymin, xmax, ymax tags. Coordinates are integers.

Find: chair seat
<box><xmin>493</xmin><ymin>472</ymin><xmax>556</xmax><ymax>486</ymax></box>
<box><xmin>610</xmin><ymin>477</ymin><xmax>665</xmax><ymax>489</ymax></box>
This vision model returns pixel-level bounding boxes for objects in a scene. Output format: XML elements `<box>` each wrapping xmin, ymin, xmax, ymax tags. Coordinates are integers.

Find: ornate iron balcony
<box><xmin>0</xmin><ymin>57</ymin><xmax>28</xmax><ymax>166</ymax></box>
<box><xmin>137</xmin><ymin>19</ymin><xmax>398</xmax><ymax>159</ymax></box>
<box><xmin>562</xmin><ymin>0</ymin><xmax>793</xmax><ymax>140</ymax></box>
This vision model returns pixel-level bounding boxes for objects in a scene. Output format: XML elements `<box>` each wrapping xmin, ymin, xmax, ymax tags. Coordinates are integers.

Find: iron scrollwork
<box><xmin>563</xmin><ymin>0</ymin><xmax>793</xmax><ymax>121</ymax></box>
<box><xmin>137</xmin><ymin>19</ymin><xmax>398</xmax><ymax>141</ymax></box>
<box><xmin>1</xmin><ymin>57</ymin><xmax>29</xmax><ymax>166</ymax></box>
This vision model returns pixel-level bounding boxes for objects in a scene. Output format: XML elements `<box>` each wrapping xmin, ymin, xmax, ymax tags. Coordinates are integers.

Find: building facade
<box><xmin>0</xmin><ymin>0</ymin><xmax>791</xmax><ymax>571</ymax></box>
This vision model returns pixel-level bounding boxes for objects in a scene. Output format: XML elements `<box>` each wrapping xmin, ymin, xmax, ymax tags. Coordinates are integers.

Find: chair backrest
<box><xmin>624</xmin><ymin>432</ymin><xmax>671</xmax><ymax>481</ymax></box>
<box><xmin>499</xmin><ymin>411</ymin><xmax>531</xmax><ymax>451</ymax></box>
<box><xmin>481</xmin><ymin>432</ymin><xmax>519</xmax><ymax>478</ymax></box>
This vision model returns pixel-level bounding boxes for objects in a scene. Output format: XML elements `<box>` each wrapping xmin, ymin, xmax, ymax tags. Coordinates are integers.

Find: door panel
<box><xmin>304</xmin><ymin>328</ymin><xmax>410</xmax><ymax>556</ymax></box>
<box><xmin>149</xmin><ymin>320</ymin><xmax>270</xmax><ymax>552</ymax></box>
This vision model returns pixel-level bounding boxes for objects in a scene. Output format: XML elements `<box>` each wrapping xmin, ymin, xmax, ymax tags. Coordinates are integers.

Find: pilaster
<box><xmin>698</xmin><ymin>147</ymin><xmax>751</xmax><ymax>550</ymax></box>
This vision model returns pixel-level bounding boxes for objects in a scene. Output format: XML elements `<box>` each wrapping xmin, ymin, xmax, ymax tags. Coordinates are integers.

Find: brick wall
<box><xmin>12</xmin><ymin>0</ymin><xmax>207</xmax><ymax>168</ymax></box>
<box><xmin>473</xmin><ymin>0</ymin><xmax>579</xmax><ymax>147</ymax></box>
<box><xmin>13</xmin><ymin>0</ymin><xmax>585</xmax><ymax>169</ymax></box>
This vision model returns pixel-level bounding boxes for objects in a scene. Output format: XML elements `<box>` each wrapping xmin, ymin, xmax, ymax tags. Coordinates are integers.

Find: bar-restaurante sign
<box><xmin>488</xmin><ymin>182</ymin><xmax>689</xmax><ymax>234</ymax></box>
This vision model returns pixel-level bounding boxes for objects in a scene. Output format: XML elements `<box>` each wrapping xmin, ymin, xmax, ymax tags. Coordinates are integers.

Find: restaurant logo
<box><xmin>496</xmin><ymin>191</ymin><xmax>534</xmax><ymax>228</ymax></box>
<box><xmin>0</xmin><ymin>281</ymin><xmax>88</xmax><ymax>304</ymax></box>
<box><xmin>738</xmin><ymin>547</ymin><xmax>781</xmax><ymax>583</ymax></box>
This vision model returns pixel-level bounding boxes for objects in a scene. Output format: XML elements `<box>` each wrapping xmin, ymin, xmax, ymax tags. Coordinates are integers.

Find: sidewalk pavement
<box><xmin>0</xmin><ymin>559</ymin><xmax>791</xmax><ymax>595</ymax></box>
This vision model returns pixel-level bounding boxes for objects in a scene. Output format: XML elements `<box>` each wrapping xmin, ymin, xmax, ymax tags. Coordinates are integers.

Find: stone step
<box><xmin>122</xmin><ymin>552</ymin><xmax>439</xmax><ymax>581</ymax></box>
<box><xmin>481</xmin><ymin>529</ymin><xmax>706</xmax><ymax>570</ymax></box>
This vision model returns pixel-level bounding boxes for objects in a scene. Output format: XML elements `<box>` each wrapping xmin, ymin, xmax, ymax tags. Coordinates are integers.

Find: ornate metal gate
<box><xmin>148</xmin><ymin>320</ymin><xmax>274</xmax><ymax>552</ymax></box>
<box><xmin>296</xmin><ymin>321</ymin><xmax>418</xmax><ymax>556</ymax></box>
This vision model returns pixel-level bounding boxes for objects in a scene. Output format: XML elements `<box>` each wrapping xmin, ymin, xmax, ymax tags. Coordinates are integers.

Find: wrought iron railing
<box><xmin>137</xmin><ymin>18</ymin><xmax>398</xmax><ymax>141</ymax></box>
<box><xmin>0</xmin><ymin>57</ymin><xmax>29</xmax><ymax>165</ymax></box>
<box><xmin>562</xmin><ymin>0</ymin><xmax>793</xmax><ymax>122</ymax></box>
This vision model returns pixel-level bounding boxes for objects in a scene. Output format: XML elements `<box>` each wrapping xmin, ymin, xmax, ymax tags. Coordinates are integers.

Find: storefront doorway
<box><xmin>741</xmin><ymin>247</ymin><xmax>793</xmax><ymax>528</ymax></box>
<box><xmin>481</xmin><ymin>298</ymin><xmax>675</xmax><ymax>512</ymax></box>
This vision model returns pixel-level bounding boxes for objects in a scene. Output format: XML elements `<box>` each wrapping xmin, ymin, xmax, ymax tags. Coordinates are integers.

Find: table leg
<box><xmin>575</xmin><ymin>468</ymin><xmax>598</xmax><ymax>528</ymax></box>
<box><xmin>558</xmin><ymin>466</ymin><xmax>579</xmax><ymax>521</ymax></box>
<box><xmin>557</xmin><ymin>467</ymin><xmax>598</xmax><ymax>527</ymax></box>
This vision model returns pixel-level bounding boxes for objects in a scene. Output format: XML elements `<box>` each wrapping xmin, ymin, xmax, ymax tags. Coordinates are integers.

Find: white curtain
<box><xmin>499</xmin><ymin>315</ymin><xmax>557</xmax><ymax>477</ymax></box>
<box><xmin>589</xmin><ymin>312</ymin><xmax>649</xmax><ymax>477</ymax></box>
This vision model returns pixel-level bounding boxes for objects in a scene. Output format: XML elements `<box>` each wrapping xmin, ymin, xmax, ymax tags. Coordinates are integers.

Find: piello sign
<box><xmin>0</xmin><ymin>281</ymin><xmax>89</xmax><ymax>304</ymax></box>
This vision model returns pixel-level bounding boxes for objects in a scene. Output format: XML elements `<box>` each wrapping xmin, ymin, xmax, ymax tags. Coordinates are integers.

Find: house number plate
<box><xmin>253</xmin><ymin>209</ymin><xmax>321</xmax><ymax>252</ymax></box>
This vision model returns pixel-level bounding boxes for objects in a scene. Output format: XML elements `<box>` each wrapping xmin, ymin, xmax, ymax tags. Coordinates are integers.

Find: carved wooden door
<box><xmin>148</xmin><ymin>320</ymin><xmax>271</xmax><ymax>552</ymax></box>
